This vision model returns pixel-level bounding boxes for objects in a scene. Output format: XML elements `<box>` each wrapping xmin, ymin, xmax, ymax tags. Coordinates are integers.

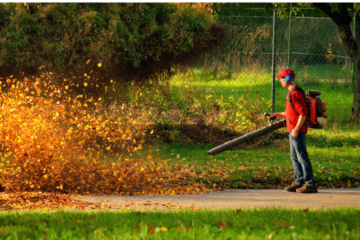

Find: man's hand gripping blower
<box><xmin>207</xmin><ymin>113</ymin><xmax>286</xmax><ymax>156</ymax></box>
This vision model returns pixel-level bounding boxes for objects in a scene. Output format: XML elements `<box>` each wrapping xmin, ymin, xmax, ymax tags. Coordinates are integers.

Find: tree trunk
<box><xmin>353</xmin><ymin>9</ymin><xmax>360</xmax><ymax>119</ymax></box>
<box><xmin>312</xmin><ymin>3</ymin><xmax>360</xmax><ymax>119</ymax></box>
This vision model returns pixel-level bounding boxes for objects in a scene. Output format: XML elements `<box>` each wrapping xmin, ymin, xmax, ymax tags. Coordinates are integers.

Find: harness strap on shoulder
<box><xmin>286</xmin><ymin>87</ymin><xmax>306</xmax><ymax>115</ymax></box>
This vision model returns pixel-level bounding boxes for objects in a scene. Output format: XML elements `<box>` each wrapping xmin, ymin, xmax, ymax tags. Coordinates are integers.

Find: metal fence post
<box><xmin>228</xmin><ymin>3</ymin><xmax>233</xmax><ymax>79</ymax></box>
<box><xmin>353</xmin><ymin>12</ymin><xmax>357</xmax><ymax>85</ymax></box>
<box><xmin>272</xmin><ymin>10</ymin><xmax>277</xmax><ymax>113</ymax></box>
<box><xmin>288</xmin><ymin>3</ymin><xmax>292</xmax><ymax>68</ymax></box>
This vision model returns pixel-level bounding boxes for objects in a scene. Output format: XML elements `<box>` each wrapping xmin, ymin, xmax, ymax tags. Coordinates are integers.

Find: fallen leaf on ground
<box><xmin>0</xmin><ymin>192</ymin><xmax>120</xmax><ymax>211</ymax></box>
<box><xmin>219</xmin><ymin>220</ymin><xmax>227</xmax><ymax>229</ymax></box>
<box><xmin>274</xmin><ymin>222</ymin><xmax>292</xmax><ymax>227</ymax></box>
<box><xmin>136</xmin><ymin>212</ymin><xmax>146</xmax><ymax>216</ymax></box>
<box><xmin>147</xmin><ymin>224</ymin><xmax>154</xmax><ymax>234</ymax></box>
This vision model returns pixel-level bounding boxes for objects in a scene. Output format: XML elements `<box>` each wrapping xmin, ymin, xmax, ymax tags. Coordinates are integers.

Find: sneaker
<box><xmin>296</xmin><ymin>184</ymin><xmax>318</xmax><ymax>193</ymax></box>
<box><xmin>285</xmin><ymin>182</ymin><xmax>303</xmax><ymax>192</ymax></box>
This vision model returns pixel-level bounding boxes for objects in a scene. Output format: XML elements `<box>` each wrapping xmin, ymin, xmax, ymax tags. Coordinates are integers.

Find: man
<box><xmin>268</xmin><ymin>69</ymin><xmax>317</xmax><ymax>193</ymax></box>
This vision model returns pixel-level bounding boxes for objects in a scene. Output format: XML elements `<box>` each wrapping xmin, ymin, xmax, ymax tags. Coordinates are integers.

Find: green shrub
<box><xmin>0</xmin><ymin>3</ymin><xmax>224</xmax><ymax>83</ymax></box>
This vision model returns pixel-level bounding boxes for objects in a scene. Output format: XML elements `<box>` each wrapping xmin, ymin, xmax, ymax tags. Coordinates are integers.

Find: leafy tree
<box><xmin>0</xmin><ymin>3</ymin><xmax>224</xmax><ymax>85</ymax></box>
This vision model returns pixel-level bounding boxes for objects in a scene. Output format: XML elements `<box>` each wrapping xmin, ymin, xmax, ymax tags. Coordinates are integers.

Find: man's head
<box><xmin>276</xmin><ymin>69</ymin><xmax>296</xmax><ymax>88</ymax></box>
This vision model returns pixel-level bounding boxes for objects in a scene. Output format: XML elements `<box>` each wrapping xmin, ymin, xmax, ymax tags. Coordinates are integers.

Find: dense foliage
<box><xmin>0</xmin><ymin>3</ymin><xmax>224</xmax><ymax>82</ymax></box>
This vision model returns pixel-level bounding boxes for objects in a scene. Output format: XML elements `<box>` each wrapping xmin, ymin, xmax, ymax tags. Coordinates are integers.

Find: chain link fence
<box><xmin>168</xmin><ymin>7</ymin><xmax>356</xmax><ymax>124</ymax></box>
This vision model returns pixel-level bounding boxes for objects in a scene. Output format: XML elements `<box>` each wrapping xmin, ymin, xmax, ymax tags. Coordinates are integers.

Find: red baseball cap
<box><xmin>276</xmin><ymin>69</ymin><xmax>296</xmax><ymax>78</ymax></box>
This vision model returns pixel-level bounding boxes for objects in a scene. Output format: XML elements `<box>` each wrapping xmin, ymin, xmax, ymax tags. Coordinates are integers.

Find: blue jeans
<box><xmin>289</xmin><ymin>132</ymin><xmax>315</xmax><ymax>186</ymax></box>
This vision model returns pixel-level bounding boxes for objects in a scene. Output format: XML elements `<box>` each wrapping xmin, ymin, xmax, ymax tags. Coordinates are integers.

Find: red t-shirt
<box><xmin>285</xmin><ymin>86</ymin><xmax>308</xmax><ymax>133</ymax></box>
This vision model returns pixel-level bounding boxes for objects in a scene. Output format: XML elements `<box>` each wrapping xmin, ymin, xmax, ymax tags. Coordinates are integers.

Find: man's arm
<box><xmin>295</xmin><ymin>115</ymin><xmax>306</xmax><ymax>130</ymax></box>
<box><xmin>268</xmin><ymin>112</ymin><xmax>286</xmax><ymax>118</ymax></box>
<box><xmin>291</xmin><ymin>91</ymin><xmax>308</xmax><ymax>138</ymax></box>
<box><xmin>291</xmin><ymin>115</ymin><xmax>307</xmax><ymax>138</ymax></box>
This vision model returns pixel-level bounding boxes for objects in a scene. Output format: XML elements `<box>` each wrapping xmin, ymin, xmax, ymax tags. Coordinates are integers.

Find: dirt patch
<box><xmin>147</xmin><ymin>123</ymin><xmax>284</xmax><ymax>148</ymax></box>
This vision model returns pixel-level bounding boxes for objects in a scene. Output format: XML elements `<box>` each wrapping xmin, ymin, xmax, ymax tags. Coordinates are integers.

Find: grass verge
<box><xmin>1</xmin><ymin>208</ymin><xmax>360</xmax><ymax>239</ymax></box>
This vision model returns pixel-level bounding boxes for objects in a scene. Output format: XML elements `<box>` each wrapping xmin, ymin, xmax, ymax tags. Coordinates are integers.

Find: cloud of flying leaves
<box><xmin>0</xmin><ymin>73</ymin><xmax>210</xmax><ymax>195</ymax></box>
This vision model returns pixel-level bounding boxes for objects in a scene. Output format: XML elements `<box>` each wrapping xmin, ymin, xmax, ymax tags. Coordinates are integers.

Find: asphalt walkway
<box><xmin>73</xmin><ymin>188</ymin><xmax>360</xmax><ymax>210</ymax></box>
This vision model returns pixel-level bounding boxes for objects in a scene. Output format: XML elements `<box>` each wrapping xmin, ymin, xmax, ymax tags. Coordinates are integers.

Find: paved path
<box><xmin>73</xmin><ymin>189</ymin><xmax>360</xmax><ymax>210</ymax></box>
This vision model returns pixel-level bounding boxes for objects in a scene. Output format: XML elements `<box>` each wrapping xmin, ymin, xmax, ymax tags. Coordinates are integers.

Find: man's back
<box><xmin>285</xmin><ymin>86</ymin><xmax>308</xmax><ymax>133</ymax></box>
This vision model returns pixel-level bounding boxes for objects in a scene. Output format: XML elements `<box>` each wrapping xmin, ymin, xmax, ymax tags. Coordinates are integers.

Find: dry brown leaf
<box><xmin>274</xmin><ymin>222</ymin><xmax>292</xmax><ymax>227</ymax></box>
<box><xmin>136</xmin><ymin>212</ymin><xmax>146</xmax><ymax>216</ymax></box>
<box><xmin>147</xmin><ymin>224</ymin><xmax>154</xmax><ymax>234</ymax></box>
<box><xmin>219</xmin><ymin>220</ymin><xmax>227</xmax><ymax>229</ymax></box>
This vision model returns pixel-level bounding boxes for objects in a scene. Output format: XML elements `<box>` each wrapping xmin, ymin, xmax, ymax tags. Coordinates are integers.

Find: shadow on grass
<box><xmin>147</xmin><ymin>121</ymin><xmax>360</xmax><ymax>150</ymax></box>
<box><xmin>146</xmin><ymin>122</ymin><xmax>289</xmax><ymax>149</ymax></box>
<box><xmin>307</xmin><ymin>134</ymin><xmax>360</xmax><ymax>148</ymax></box>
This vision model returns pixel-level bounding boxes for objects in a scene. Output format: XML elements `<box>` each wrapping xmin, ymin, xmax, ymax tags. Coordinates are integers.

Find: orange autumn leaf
<box><xmin>219</xmin><ymin>220</ymin><xmax>227</xmax><ymax>229</ymax></box>
<box><xmin>147</xmin><ymin>225</ymin><xmax>154</xmax><ymax>234</ymax></box>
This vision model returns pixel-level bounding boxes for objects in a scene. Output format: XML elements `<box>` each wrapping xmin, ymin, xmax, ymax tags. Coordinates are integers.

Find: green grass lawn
<box><xmin>130</xmin><ymin>121</ymin><xmax>360</xmax><ymax>189</ymax></box>
<box><xmin>291</xmin><ymin>64</ymin><xmax>353</xmax><ymax>80</ymax></box>
<box><xmin>136</xmin><ymin>144</ymin><xmax>360</xmax><ymax>190</ymax></box>
<box><xmin>1</xmin><ymin>208</ymin><xmax>360</xmax><ymax>239</ymax></box>
<box><xmin>168</xmin><ymin>66</ymin><xmax>354</xmax><ymax>121</ymax></box>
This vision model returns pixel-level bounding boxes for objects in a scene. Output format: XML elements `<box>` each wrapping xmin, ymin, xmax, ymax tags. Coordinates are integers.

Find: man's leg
<box><xmin>289</xmin><ymin>132</ymin><xmax>305</xmax><ymax>185</ymax></box>
<box><xmin>291</xmin><ymin>132</ymin><xmax>315</xmax><ymax>187</ymax></box>
<box><xmin>285</xmin><ymin>132</ymin><xmax>306</xmax><ymax>192</ymax></box>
